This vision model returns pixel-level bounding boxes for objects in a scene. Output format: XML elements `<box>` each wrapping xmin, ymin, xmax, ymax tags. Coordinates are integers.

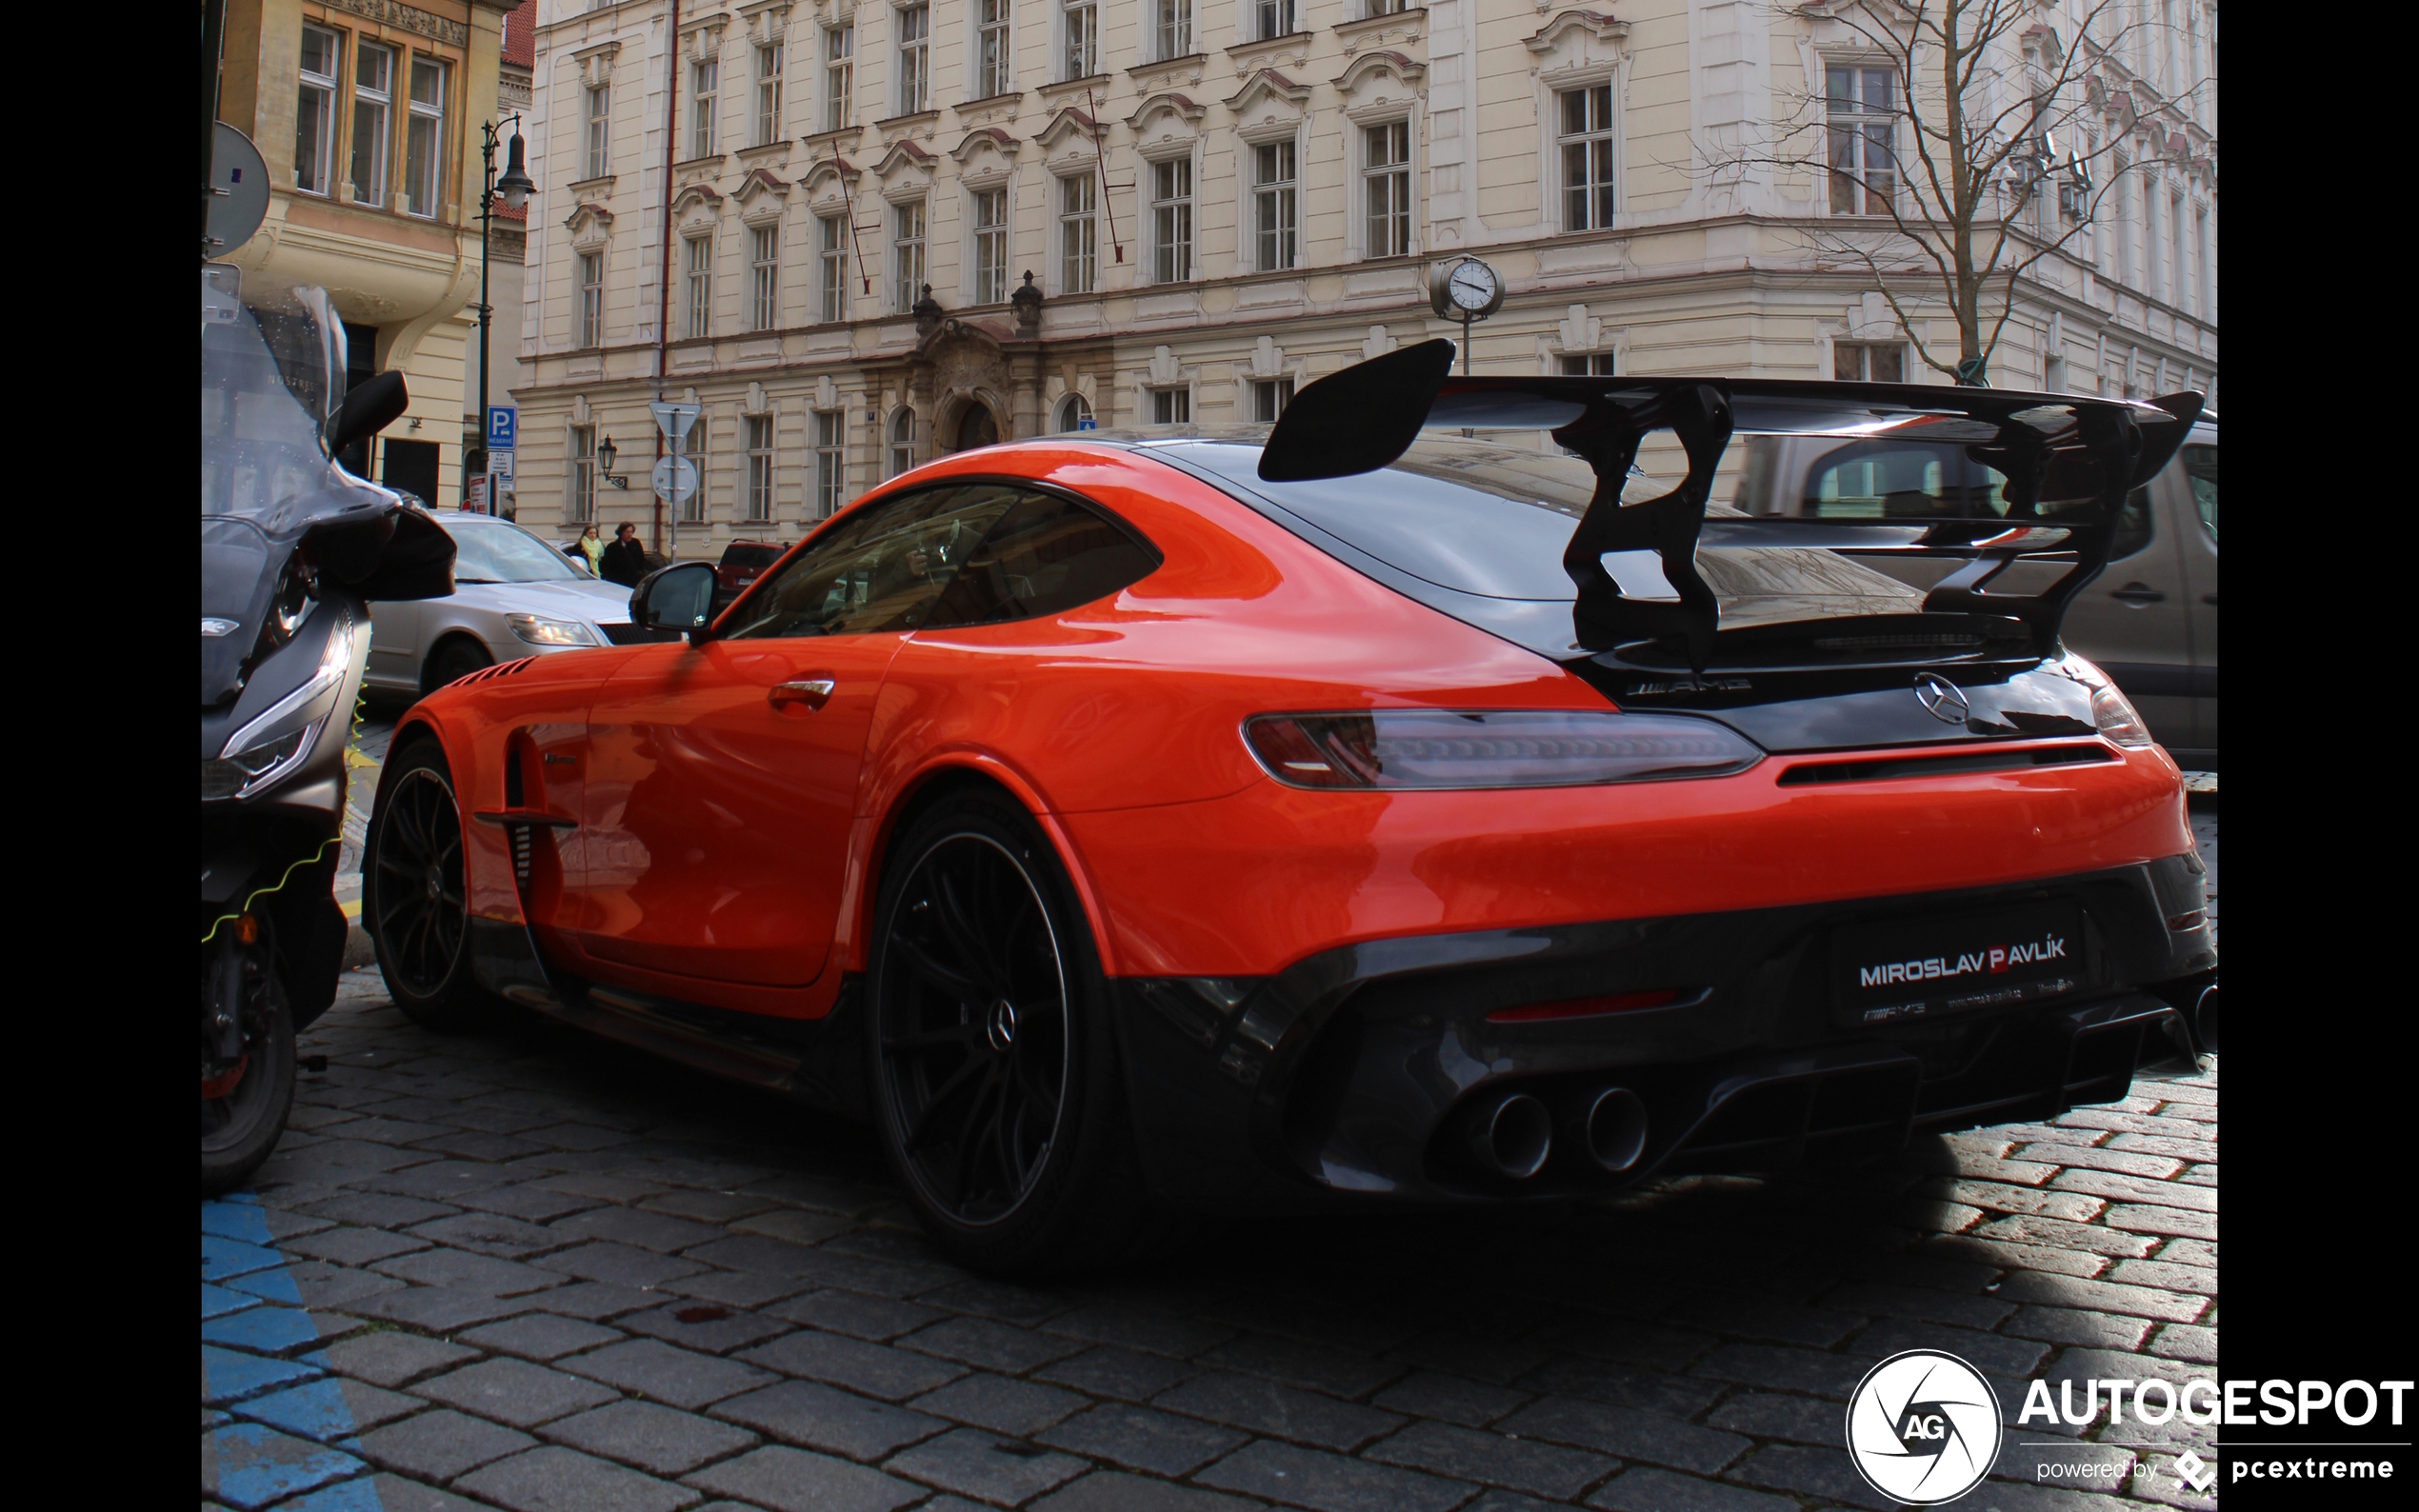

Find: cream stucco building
<box><xmin>510</xmin><ymin>0</ymin><xmax>2215</xmax><ymax>557</ymax></box>
<box><xmin>217</xmin><ymin>0</ymin><xmax>525</xmax><ymax>510</ymax></box>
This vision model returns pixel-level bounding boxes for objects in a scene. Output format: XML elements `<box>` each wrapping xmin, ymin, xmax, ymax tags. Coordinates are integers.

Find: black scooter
<box><xmin>201</xmin><ymin>273</ymin><xmax>455</xmax><ymax>1195</ymax></box>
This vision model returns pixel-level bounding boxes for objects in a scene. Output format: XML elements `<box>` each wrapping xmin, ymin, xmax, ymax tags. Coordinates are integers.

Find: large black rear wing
<box><xmin>1259</xmin><ymin>340</ymin><xmax>2201</xmax><ymax>674</ymax></box>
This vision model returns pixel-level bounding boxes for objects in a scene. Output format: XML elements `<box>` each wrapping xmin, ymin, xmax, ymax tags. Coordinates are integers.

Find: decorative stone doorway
<box><xmin>955</xmin><ymin>404</ymin><xmax>1000</xmax><ymax>451</ymax></box>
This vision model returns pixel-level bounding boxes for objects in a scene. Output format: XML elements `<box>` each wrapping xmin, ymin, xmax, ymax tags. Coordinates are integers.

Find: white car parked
<box><xmin>364</xmin><ymin>512</ymin><xmax>670</xmax><ymax>697</ymax></box>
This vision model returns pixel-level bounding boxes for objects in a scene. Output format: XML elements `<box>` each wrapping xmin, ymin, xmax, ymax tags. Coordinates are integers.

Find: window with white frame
<box><xmin>751</xmin><ymin>226</ymin><xmax>780</xmax><ymax>330</ymax></box>
<box><xmin>1252</xmin><ymin>141</ymin><xmax>1297</xmax><ymax>271</ymax></box>
<box><xmin>2143</xmin><ymin>179</ymin><xmax>2161</xmax><ymax>302</ymax></box>
<box><xmin>754</xmin><ymin>41</ymin><xmax>783</xmax><ymax>144</ymax></box>
<box><xmin>977</xmin><ymin>0</ymin><xmax>1012</xmax><ymax>97</ymax></box>
<box><xmin>685</xmin><ymin>235</ymin><xmax>712</xmax><ymax>338</ymax></box>
<box><xmin>296</xmin><ymin>25</ymin><xmax>337</xmax><ymax>195</ymax></box>
<box><xmin>402</xmin><ymin>59</ymin><xmax>447</xmax><ymax>218</ymax></box>
<box><xmin>2194</xmin><ymin>205</ymin><xmax>2210</xmax><ymax>320</ymax></box>
<box><xmin>1151</xmin><ymin>157</ymin><xmax>1193</xmax><ymax>283</ymax></box>
<box><xmin>894</xmin><ymin>200</ymin><xmax>927</xmax><ymax>312</ymax></box>
<box><xmin>1150</xmin><ymin>388</ymin><xmax>1190</xmax><ymax>424</ymax></box>
<box><xmin>569</xmin><ymin>426</ymin><xmax>596</xmax><ymax>521</ymax></box>
<box><xmin>1055</xmin><ymin>392</ymin><xmax>1092</xmax><ymax>430</ymax></box>
<box><xmin>578</xmin><ymin>251</ymin><xmax>603</xmax><ymax>347</ymax></box>
<box><xmin>585</xmin><ymin>82</ymin><xmax>610</xmax><ymax>179</ymax></box>
<box><xmin>1833</xmin><ymin>342</ymin><xmax>1904</xmax><ymax>382</ymax></box>
<box><xmin>1558</xmin><ymin>84</ymin><xmax>1614</xmax><ymax>231</ymax></box>
<box><xmin>1059</xmin><ymin>172</ymin><xmax>1096</xmax><ymax>292</ymax></box>
<box><xmin>819</xmin><ymin>213</ymin><xmax>850</xmax><ymax>322</ymax></box>
<box><xmin>682</xmin><ymin>419</ymin><xmax>710</xmax><ymax>522</ymax></box>
<box><xmin>746</xmin><ymin>415</ymin><xmax>774</xmax><ymax>521</ymax></box>
<box><xmin>896</xmin><ymin>4</ymin><xmax>930</xmax><ymax>114</ymax></box>
<box><xmin>890</xmin><ymin>408</ymin><xmax>917</xmax><ymax>475</ymax></box>
<box><xmin>1155</xmin><ymin>0</ymin><xmax>1191</xmax><ymax>61</ymax></box>
<box><xmin>814</xmin><ymin>410</ymin><xmax>846</xmax><ymax>515</ymax></box>
<box><xmin>1365</xmin><ymin>123</ymin><xmax>1410</xmax><ymax>257</ymax></box>
<box><xmin>2170</xmin><ymin>189</ymin><xmax>2188</xmax><ymax>311</ymax></box>
<box><xmin>823</xmin><ymin>24</ymin><xmax>853</xmax><ymax>132</ymax></box>
<box><xmin>352</xmin><ymin>42</ymin><xmax>393</xmax><ymax>207</ymax></box>
<box><xmin>1825</xmin><ymin>65</ymin><xmax>1895</xmax><ymax>216</ymax></box>
<box><xmin>2112</xmin><ymin>154</ymin><xmax>2134</xmax><ymax>288</ymax></box>
<box><xmin>690</xmin><ymin>57</ymin><xmax>718</xmax><ymax>157</ymax></box>
<box><xmin>972</xmin><ymin>187</ymin><xmax>1009</xmax><ymax>303</ymax></box>
<box><xmin>1560</xmin><ymin>352</ymin><xmax>1615</xmax><ymax>376</ymax></box>
<box><xmin>1253</xmin><ymin>0</ymin><xmax>1295</xmax><ymax>41</ymax></box>
<box><xmin>1063</xmin><ymin>0</ymin><xmax>1097</xmax><ymax>79</ymax></box>
<box><xmin>1365</xmin><ymin>0</ymin><xmax>1406</xmax><ymax>13</ymax></box>
<box><xmin>1251</xmin><ymin>377</ymin><xmax>1292</xmax><ymax>422</ymax></box>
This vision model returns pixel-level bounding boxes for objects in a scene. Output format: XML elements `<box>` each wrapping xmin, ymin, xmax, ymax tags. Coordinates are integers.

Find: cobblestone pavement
<box><xmin>205</xmin><ymin>757</ymin><xmax>2218</xmax><ymax>1512</ymax></box>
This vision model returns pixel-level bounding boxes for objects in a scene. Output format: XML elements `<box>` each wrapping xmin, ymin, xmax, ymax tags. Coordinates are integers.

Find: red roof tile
<box><xmin>503</xmin><ymin>3</ymin><xmax>534</xmax><ymax>69</ymax></box>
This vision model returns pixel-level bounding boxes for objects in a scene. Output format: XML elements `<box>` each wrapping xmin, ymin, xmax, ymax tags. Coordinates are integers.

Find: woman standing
<box><xmin>567</xmin><ymin>522</ymin><xmax>605</xmax><ymax>575</ymax></box>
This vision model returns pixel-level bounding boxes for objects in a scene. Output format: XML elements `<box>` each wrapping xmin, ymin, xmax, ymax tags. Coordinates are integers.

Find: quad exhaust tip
<box><xmin>1468</xmin><ymin>1093</ymin><xmax>1552</xmax><ymax>1180</ymax></box>
<box><xmin>1578</xmin><ymin>1087</ymin><xmax>1649</xmax><ymax>1174</ymax></box>
<box><xmin>2194</xmin><ymin>981</ymin><xmax>2218</xmax><ymax>1056</ymax></box>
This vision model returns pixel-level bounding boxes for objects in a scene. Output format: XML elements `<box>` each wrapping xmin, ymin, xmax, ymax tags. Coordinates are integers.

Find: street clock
<box><xmin>1428</xmin><ymin>255</ymin><xmax>1506</xmax><ymax>375</ymax></box>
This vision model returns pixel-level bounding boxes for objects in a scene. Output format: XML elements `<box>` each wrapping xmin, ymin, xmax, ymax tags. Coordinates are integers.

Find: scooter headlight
<box><xmin>205</xmin><ymin>612</ymin><xmax>356</xmax><ymax>802</ymax></box>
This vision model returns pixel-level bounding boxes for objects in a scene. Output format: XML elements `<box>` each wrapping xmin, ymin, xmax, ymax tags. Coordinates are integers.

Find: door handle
<box><xmin>2109</xmin><ymin>582</ymin><xmax>2167</xmax><ymax>606</ymax></box>
<box><xmin>769</xmin><ymin>678</ymin><xmax>836</xmax><ymax>711</ymax></box>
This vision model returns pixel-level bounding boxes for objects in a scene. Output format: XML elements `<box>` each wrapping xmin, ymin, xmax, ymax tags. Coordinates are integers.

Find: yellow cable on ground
<box><xmin>201</xmin><ymin>835</ymin><xmax>344</xmax><ymax>946</ymax></box>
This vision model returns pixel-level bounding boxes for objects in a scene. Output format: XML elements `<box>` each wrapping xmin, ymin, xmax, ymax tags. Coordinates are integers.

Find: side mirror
<box><xmin>326</xmin><ymin>370</ymin><xmax>409</xmax><ymax>457</ymax></box>
<box><xmin>630</xmin><ymin>561</ymin><xmax>717</xmax><ymax>640</ymax></box>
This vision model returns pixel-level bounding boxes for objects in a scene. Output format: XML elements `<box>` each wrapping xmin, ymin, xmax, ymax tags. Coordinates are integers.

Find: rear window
<box><xmin>721</xmin><ymin>543</ymin><xmax>784</xmax><ymax>569</ymax></box>
<box><xmin>928</xmin><ymin>488</ymin><xmax>1163</xmax><ymax>627</ymax></box>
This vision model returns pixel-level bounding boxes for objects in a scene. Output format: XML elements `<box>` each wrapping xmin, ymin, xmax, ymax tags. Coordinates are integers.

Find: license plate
<box><xmin>1830</xmin><ymin>900</ymin><xmax>2087</xmax><ymax>1026</ymax></box>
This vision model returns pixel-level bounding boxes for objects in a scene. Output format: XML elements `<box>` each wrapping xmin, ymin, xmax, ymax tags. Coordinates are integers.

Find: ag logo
<box><xmin>1845</xmin><ymin>1349</ymin><xmax>2003</xmax><ymax>1504</ymax></box>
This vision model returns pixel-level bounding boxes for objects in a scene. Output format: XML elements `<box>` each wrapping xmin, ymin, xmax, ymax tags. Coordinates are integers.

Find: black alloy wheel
<box><xmin>365</xmin><ymin>742</ymin><xmax>489</xmax><ymax>1028</ymax></box>
<box><xmin>426</xmin><ymin>638</ymin><xmax>492</xmax><ymax>695</ymax></box>
<box><xmin>868</xmin><ymin>791</ymin><xmax>1158</xmax><ymax>1274</ymax></box>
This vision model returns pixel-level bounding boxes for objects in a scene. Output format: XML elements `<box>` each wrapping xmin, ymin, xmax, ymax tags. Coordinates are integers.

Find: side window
<box><xmin>722</xmin><ymin>485</ymin><xmax>1023</xmax><ymax>638</ymax></box>
<box><xmin>926</xmin><ymin>488</ymin><xmax>1162</xmax><ymax>627</ymax></box>
<box><xmin>1801</xmin><ymin>440</ymin><xmax>2007</xmax><ymax>521</ymax></box>
<box><xmin>2180</xmin><ymin>444</ymin><xmax>2216</xmax><ymax>540</ymax></box>
<box><xmin>2107</xmin><ymin>487</ymin><xmax>2156</xmax><ymax>561</ymax></box>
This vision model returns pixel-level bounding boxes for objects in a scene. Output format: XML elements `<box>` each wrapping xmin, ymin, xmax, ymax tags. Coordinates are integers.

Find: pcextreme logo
<box><xmin>1858</xmin><ymin>934</ymin><xmax>2068</xmax><ymax>989</ymax></box>
<box><xmin>1846</xmin><ymin>1350</ymin><xmax>2003</xmax><ymax>1504</ymax></box>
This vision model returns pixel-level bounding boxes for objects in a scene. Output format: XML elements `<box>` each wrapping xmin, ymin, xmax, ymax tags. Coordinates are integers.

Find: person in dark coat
<box><xmin>600</xmin><ymin>522</ymin><xmax>650</xmax><ymax>587</ymax></box>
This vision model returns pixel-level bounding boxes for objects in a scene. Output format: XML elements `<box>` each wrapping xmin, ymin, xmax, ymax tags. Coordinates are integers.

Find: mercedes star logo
<box><xmin>1914</xmin><ymin>673</ymin><xmax>1970</xmax><ymax>725</ymax></box>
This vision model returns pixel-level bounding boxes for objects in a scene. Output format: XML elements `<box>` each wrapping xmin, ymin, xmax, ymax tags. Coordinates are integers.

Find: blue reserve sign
<box><xmin>486</xmin><ymin>406</ymin><xmax>516</xmax><ymax>450</ymax></box>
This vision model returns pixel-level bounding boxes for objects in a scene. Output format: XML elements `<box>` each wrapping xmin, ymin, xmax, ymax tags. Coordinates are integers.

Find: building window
<box><xmin>754</xmin><ymin>41</ymin><xmax>783</xmax><ymax>145</ymax></box>
<box><xmin>2194</xmin><ymin>206</ymin><xmax>2210</xmax><ymax>321</ymax></box>
<box><xmin>1558</xmin><ymin>84</ymin><xmax>1614</xmax><ymax>231</ymax></box>
<box><xmin>1251</xmin><ymin>377</ymin><xmax>1292</xmax><ymax>422</ymax></box>
<box><xmin>823</xmin><ymin>24</ymin><xmax>853</xmax><ymax>133</ymax></box>
<box><xmin>1561</xmin><ymin>352</ymin><xmax>1616</xmax><ymax>376</ymax></box>
<box><xmin>1059</xmin><ymin>172</ymin><xmax>1096</xmax><ymax>293</ymax></box>
<box><xmin>1055</xmin><ymin>393</ymin><xmax>1093</xmax><ymax>431</ymax></box>
<box><xmin>896</xmin><ymin>4</ymin><xmax>930</xmax><ymax>114</ymax></box>
<box><xmin>977</xmin><ymin>0</ymin><xmax>1012</xmax><ymax>97</ymax></box>
<box><xmin>894</xmin><ymin>200</ymin><xmax>927</xmax><ymax>313</ymax></box>
<box><xmin>746</xmin><ymin>414</ymin><xmax>774</xmax><ymax>522</ymax></box>
<box><xmin>351</xmin><ymin>42</ymin><xmax>393</xmax><ymax>208</ymax></box>
<box><xmin>296</xmin><ymin>25</ymin><xmax>338</xmax><ymax>195</ymax></box>
<box><xmin>1834</xmin><ymin>342</ymin><xmax>1904</xmax><ymax>383</ymax></box>
<box><xmin>890</xmin><ymin>408</ymin><xmax>917</xmax><ymax>476</ymax></box>
<box><xmin>578</xmin><ymin>251</ymin><xmax>603</xmax><ymax>347</ymax></box>
<box><xmin>1151</xmin><ymin>157</ymin><xmax>1192</xmax><ymax>284</ymax></box>
<box><xmin>682</xmin><ymin>418</ymin><xmax>710</xmax><ymax>522</ymax></box>
<box><xmin>2171</xmin><ymin>190</ymin><xmax>2189</xmax><ymax>312</ymax></box>
<box><xmin>1365</xmin><ymin>0</ymin><xmax>1406</xmax><ymax>13</ymax></box>
<box><xmin>814</xmin><ymin>410</ymin><xmax>846</xmax><ymax>516</ymax></box>
<box><xmin>1063</xmin><ymin>0</ymin><xmax>1096</xmax><ymax>79</ymax></box>
<box><xmin>1826</xmin><ymin>65</ymin><xmax>1896</xmax><ymax>215</ymax></box>
<box><xmin>1252</xmin><ymin>141</ymin><xmax>1297</xmax><ymax>272</ymax></box>
<box><xmin>403</xmin><ymin>59</ymin><xmax>447</xmax><ymax>218</ymax></box>
<box><xmin>972</xmin><ymin>187</ymin><xmax>1009</xmax><ymax>304</ymax></box>
<box><xmin>1155</xmin><ymin>0</ymin><xmax>1190</xmax><ymax>61</ymax></box>
<box><xmin>690</xmin><ymin>57</ymin><xmax>718</xmax><ymax>158</ymax></box>
<box><xmin>750</xmin><ymin>226</ymin><xmax>780</xmax><ymax>330</ymax></box>
<box><xmin>685</xmin><ymin>235</ymin><xmax>712</xmax><ymax>338</ymax></box>
<box><xmin>1253</xmin><ymin>0</ymin><xmax>1295</xmax><ymax>41</ymax></box>
<box><xmin>1365</xmin><ymin>122</ymin><xmax>1411</xmax><ymax>257</ymax></box>
<box><xmin>819</xmin><ymin>213</ymin><xmax>850</xmax><ymax>323</ymax></box>
<box><xmin>570</xmin><ymin>426</ymin><xmax>596</xmax><ymax>521</ymax></box>
<box><xmin>585</xmin><ymin>83</ymin><xmax>610</xmax><ymax>179</ymax></box>
<box><xmin>1150</xmin><ymin>388</ymin><xmax>1190</xmax><ymax>424</ymax></box>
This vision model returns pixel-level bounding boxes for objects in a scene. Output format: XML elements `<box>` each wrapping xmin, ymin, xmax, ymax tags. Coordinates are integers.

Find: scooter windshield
<box><xmin>201</xmin><ymin>282</ymin><xmax>389</xmax><ymax>531</ymax></box>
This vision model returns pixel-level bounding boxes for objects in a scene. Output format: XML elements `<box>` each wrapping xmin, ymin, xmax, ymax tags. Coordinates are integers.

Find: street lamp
<box><xmin>470</xmin><ymin>115</ymin><xmax>537</xmax><ymax>516</ymax></box>
<box><xmin>597</xmin><ymin>434</ymin><xmax>630</xmax><ymax>488</ymax></box>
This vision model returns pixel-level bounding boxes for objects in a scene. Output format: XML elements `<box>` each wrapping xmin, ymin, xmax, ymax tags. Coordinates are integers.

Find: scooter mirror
<box><xmin>326</xmin><ymin>370</ymin><xmax>410</xmax><ymax>457</ymax></box>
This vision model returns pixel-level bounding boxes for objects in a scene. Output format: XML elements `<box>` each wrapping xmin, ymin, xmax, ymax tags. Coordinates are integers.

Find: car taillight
<box><xmin>1241</xmin><ymin>709</ymin><xmax>1763</xmax><ymax>790</ymax></box>
<box><xmin>2054</xmin><ymin>652</ymin><xmax>2157</xmax><ymax>748</ymax></box>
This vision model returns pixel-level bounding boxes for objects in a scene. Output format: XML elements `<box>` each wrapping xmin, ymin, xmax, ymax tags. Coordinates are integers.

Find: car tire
<box><xmin>364</xmin><ymin>737</ymin><xmax>493</xmax><ymax>1032</ymax></box>
<box><xmin>425</xmin><ymin>638</ymin><xmax>492</xmax><ymax>695</ymax></box>
<box><xmin>866</xmin><ymin>788</ymin><xmax>1163</xmax><ymax>1277</ymax></box>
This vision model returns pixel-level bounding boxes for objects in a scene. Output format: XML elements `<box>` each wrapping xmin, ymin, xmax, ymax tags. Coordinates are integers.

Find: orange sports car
<box><xmin>366</xmin><ymin>343</ymin><xmax>2215</xmax><ymax>1274</ymax></box>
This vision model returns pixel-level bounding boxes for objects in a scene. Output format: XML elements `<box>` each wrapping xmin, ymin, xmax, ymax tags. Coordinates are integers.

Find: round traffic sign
<box><xmin>652</xmin><ymin>453</ymin><xmax>700</xmax><ymax>504</ymax></box>
<box><xmin>208</xmin><ymin>123</ymin><xmax>270</xmax><ymax>257</ymax></box>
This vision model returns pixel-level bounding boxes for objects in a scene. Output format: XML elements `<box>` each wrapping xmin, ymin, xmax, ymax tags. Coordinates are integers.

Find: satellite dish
<box><xmin>207</xmin><ymin>123</ymin><xmax>270</xmax><ymax>257</ymax></box>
